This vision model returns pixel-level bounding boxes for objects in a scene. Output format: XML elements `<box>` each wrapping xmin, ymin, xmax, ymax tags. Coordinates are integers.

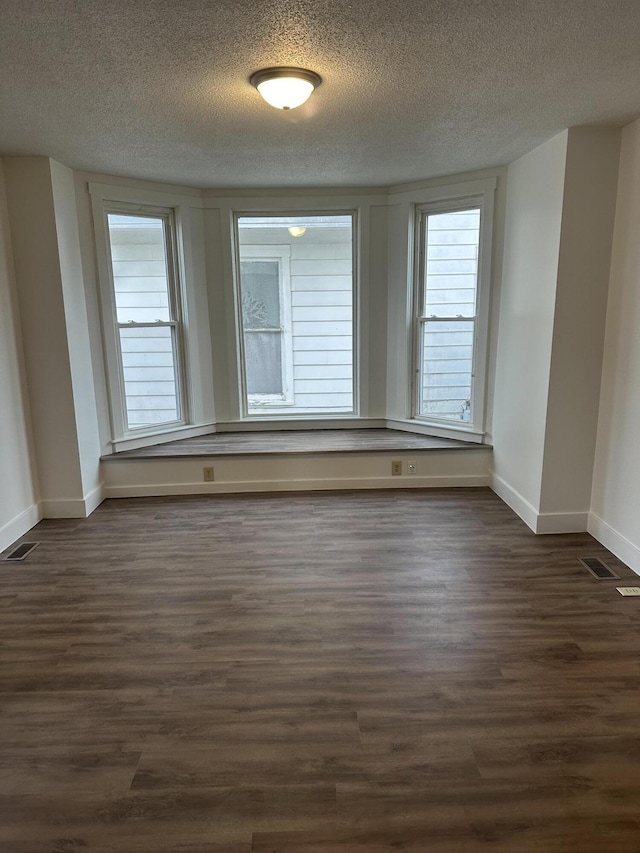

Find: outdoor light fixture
<box><xmin>288</xmin><ymin>226</ymin><xmax>307</xmax><ymax>237</ymax></box>
<box><xmin>250</xmin><ymin>67</ymin><xmax>322</xmax><ymax>110</ymax></box>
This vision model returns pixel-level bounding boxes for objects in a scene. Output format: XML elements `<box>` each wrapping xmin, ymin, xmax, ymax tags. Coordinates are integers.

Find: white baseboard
<box><xmin>490</xmin><ymin>473</ymin><xmax>538</xmax><ymax>532</ymax></box>
<box><xmin>0</xmin><ymin>503</ymin><xmax>41</xmax><ymax>553</ymax></box>
<box><xmin>41</xmin><ymin>483</ymin><xmax>105</xmax><ymax>519</ymax></box>
<box><xmin>104</xmin><ymin>473</ymin><xmax>489</xmax><ymax>499</ymax></box>
<box><xmin>535</xmin><ymin>512</ymin><xmax>589</xmax><ymax>534</ymax></box>
<box><xmin>588</xmin><ymin>512</ymin><xmax>640</xmax><ymax>577</ymax></box>
<box><xmin>491</xmin><ymin>473</ymin><xmax>589</xmax><ymax>534</ymax></box>
<box><xmin>84</xmin><ymin>483</ymin><xmax>105</xmax><ymax>516</ymax></box>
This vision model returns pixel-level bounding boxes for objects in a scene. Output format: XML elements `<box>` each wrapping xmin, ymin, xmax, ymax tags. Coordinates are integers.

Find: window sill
<box><xmin>108</xmin><ymin>422</ymin><xmax>217</xmax><ymax>454</ymax></box>
<box><xmin>385</xmin><ymin>418</ymin><xmax>486</xmax><ymax>444</ymax></box>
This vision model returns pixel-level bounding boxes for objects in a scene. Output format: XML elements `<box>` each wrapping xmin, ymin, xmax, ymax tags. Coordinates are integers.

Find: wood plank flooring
<box><xmin>107</xmin><ymin>429</ymin><xmax>481</xmax><ymax>459</ymax></box>
<box><xmin>1</xmin><ymin>488</ymin><xmax>640</xmax><ymax>851</ymax></box>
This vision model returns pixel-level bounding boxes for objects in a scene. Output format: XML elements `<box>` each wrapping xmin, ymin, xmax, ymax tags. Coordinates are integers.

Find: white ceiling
<box><xmin>1</xmin><ymin>0</ymin><xmax>639</xmax><ymax>189</ymax></box>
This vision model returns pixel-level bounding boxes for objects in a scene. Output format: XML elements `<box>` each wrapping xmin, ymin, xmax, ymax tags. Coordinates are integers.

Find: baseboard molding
<box><xmin>535</xmin><ymin>511</ymin><xmax>589</xmax><ymax>534</ymax></box>
<box><xmin>0</xmin><ymin>503</ymin><xmax>41</xmax><ymax>553</ymax></box>
<box><xmin>588</xmin><ymin>512</ymin><xmax>640</xmax><ymax>577</ymax></box>
<box><xmin>84</xmin><ymin>483</ymin><xmax>105</xmax><ymax>516</ymax></box>
<box><xmin>490</xmin><ymin>473</ymin><xmax>538</xmax><ymax>532</ymax></box>
<box><xmin>491</xmin><ymin>474</ymin><xmax>589</xmax><ymax>534</ymax></box>
<box><xmin>41</xmin><ymin>483</ymin><xmax>105</xmax><ymax>519</ymax></box>
<box><xmin>104</xmin><ymin>473</ymin><xmax>489</xmax><ymax>499</ymax></box>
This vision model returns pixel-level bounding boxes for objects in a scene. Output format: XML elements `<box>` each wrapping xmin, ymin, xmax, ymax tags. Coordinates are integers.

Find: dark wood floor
<box><xmin>2</xmin><ymin>488</ymin><xmax>640</xmax><ymax>851</ymax></box>
<box><xmin>107</xmin><ymin>429</ymin><xmax>481</xmax><ymax>459</ymax></box>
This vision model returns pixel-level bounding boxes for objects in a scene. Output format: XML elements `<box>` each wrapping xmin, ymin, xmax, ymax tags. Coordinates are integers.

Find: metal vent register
<box><xmin>3</xmin><ymin>542</ymin><xmax>39</xmax><ymax>562</ymax></box>
<box><xmin>579</xmin><ymin>556</ymin><xmax>619</xmax><ymax>580</ymax></box>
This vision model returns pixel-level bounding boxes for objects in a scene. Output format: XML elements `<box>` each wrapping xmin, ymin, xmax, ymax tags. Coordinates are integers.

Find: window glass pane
<box><xmin>237</xmin><ymin>214</ymin><xmax>354</xmax><ymax>415</ymax></box>
<box><xmin>241</xmin><ymin>259</ymin><xmax>283</xmax><ymax>395</ymax></box>
<box><xmin>241</xmin><ymin>261</ymin><xmax>281</xmax><ymax>329</ymax></box>
<box><xmin>245</xmin><ymin>332</ymin><xmax>283</xmax><ymax>395</ymax></box>
<box><xmin>424</xmin><ymin>209</ymin><xmax>480</xmax><ymax>318</ymax></box>
<box><xmin>108</xmin><ymin>214</ymin><xmax>171</xmax><ymax>323</ymax></box>
<box><xmin>420</xmin><ymin>319</ymin><xmax>474</xmax><ymax>422</ymax></box>
<box><xmin>119</xmin><ymin>326</ymin><xmax>179</xmax><ymax>429</ymax></box>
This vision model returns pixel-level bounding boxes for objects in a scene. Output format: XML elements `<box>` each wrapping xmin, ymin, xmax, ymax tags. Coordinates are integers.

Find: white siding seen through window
<box><xmin>107</xmin><ymin>213</ymin><xmax>183</xmax><ymax>430</ymax></box>
<box><xmin>236</xmin><ymin>214</ymin><xmax>355</xmax><ymax>416</ymax></box>
<box><xmin>416</xmin><ymin>208</ymin><xmax>481</xmax><ymax>423</ymax></box>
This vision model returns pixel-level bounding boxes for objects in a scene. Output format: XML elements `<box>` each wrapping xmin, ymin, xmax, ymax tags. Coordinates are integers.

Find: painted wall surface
<box><xmin>539</xmin><ymin>127</ymin><xmax>620</xmax><ymax>516</ymax></box>
<box><xmin>3</xmin><ymin>156</ymin><xmax>86</xmax><ymax>511</ymax></box>
<box><xmin>0</xmin><ymin>160</ymin><xmax>39</xmax><ymax>550</ymax></box>
<box><xmin>491</xmin><ymin>132</ymin><xmax>568</xmax><ymax>515</ymax></box>
<box><xmin>591</xmin><ymin>118</ymin><xmax>640</xmax><ymax>571</ymax></box>
<box><xmin>102</xmin><ymin>448</ymin><xmax>491</xmax><ymax>498</ymax></box>
<box><xmin>49</xmin><ymin>160</ymin><xmax>102</xmax><ymax>503</ymax></box>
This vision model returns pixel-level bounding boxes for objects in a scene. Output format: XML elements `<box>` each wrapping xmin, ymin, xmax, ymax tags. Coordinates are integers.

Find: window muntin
<box><xmin>414</xmin><ymin>205</ymin><xmax>482</xmax><ymax>425</ymax></box>
<box><xmin>236</xmin><ymin>214</ymin><xmax>355</xmax><ymax>417</ymax></box>
<box><xmin>106</xmin><ymin>212</ymin><xmax>185</xmax><ymax>431</ymax></box>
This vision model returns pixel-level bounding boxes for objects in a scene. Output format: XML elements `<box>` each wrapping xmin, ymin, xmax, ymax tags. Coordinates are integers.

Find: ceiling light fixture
<box><xmin>250</xmin><ymin>67</ymin><xmax>322</xmax><ymax>110</ymax></box>
<box><xmin>288</xmin><ymin>226</ymin><xmax>306</xmax><ymax>237</ymax></box>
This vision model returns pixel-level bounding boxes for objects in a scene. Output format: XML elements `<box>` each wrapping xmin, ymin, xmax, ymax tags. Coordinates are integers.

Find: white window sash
<box><xmin>94</xmin><ymin>203</ymin><xmax>189</xmax><ymax>438</ymax></box>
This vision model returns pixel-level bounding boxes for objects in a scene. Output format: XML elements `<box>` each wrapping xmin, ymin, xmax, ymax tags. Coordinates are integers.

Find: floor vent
<box><xmin>3</xmin><ymin>542</ymin><xmax>39</xmax><ymax>562</ymax></box>
<box><xmin>579</xmin><ymin>556</ymin><xmax>619</xmax><ymax>579</ymax></box>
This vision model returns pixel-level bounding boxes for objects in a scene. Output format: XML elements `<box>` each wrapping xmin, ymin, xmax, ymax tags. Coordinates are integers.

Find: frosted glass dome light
<box><xmin>250</xmin><ymin>67</ymin><xmax>322</xmax><ymax>110</ymax></box>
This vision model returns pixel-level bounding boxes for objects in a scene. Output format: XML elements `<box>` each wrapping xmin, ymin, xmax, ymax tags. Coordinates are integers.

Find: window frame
<box><xmin>411</xmin><ymin>191</ymin><xmax>493</xmax><ymax>435</ymax></box>
<box><xmin>232</xmin><ymin>210</ymin><xmax>359</xmax><ymax>421</ymax></box>
<box><xmin>96</xmin><ymin>201</ymin><xmax>190</xmax><ymax>440</ymax></box>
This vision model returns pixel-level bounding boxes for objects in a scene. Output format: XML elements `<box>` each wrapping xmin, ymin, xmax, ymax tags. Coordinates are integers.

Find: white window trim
<box><xmin>92</xmin><ymin>199</ymin><xmax>189</xmax><ymax>441</ymax></box>
<box><xmin>238</xmin><ymin>245</ymin><xmax>294</xmax><ymax>410</ymax></box>
<box><xmin>409</xmin><ymin>186</ymin><xmax>495</xmax><ymax>437</ymax></box>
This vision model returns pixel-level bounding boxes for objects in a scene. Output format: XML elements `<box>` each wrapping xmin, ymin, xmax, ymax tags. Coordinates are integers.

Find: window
<box><xmin>235</xmin><ymin>214</ymin><xmax>355</xmax><ymax>417</ymax></box>
<box><xmin>103</xmin><ymin>209</ymin><xmax>187</xmax><ymax>433</ymax></box>
<box><xmin>239</xmin><ymin>246</ymin><xmax>294</xmax><ymax>406</ymax></box>
<box><xmin>413</xmin><ymin>198</ymin><xmax>489</xmax><ymax>432</ymax></box>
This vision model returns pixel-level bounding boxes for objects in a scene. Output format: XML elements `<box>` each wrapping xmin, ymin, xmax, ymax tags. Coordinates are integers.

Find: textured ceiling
<box><xmin>1</xmin><ymin>0</ymin><xmax>639</xmax><ymax>188</ymax></box>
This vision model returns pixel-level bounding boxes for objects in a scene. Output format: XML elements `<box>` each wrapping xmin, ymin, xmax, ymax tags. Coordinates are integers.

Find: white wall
<box><xmin>50</xmin><ymin>160</ymin><xmax>102</xmax><ymax>507</ymax></box>
<box><xmin>590</xmin><ymin>118</ymin><xmax>640</xmax><ymax>572</ymax></box>
<box><xmin>491</xmin><ymin>132</ymin><xmax>568</xmax><ymax>524</ymax></box>
<box><xmin>539</xmin><ymin>128</ymin><xmax>620</xmax><ymax>518</ymax></box>
<box><xmin>492</xmin><ymin>129</ymin><xmax>621</xmax><ymax>534</ymax></box>
<box><xmin>102</xmin><ymin>447</ymin><xmax>491</xmax><ymax>498</ymax></box>
<box><xmin>3</xmin><ymin>156</ymin><xmax>101</xmax><ymax>517</ymax></box>
<box><xmin>0</xmin><ymin>160</ymin><xmax>39</xmax><ymax>551</ymax></box>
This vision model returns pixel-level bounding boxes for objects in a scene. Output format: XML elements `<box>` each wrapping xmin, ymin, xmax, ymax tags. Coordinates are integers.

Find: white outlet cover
<box><xmin>616</xmin><ymin>587</ymin><xmax>640</xmax><ymax>596</ymax></box>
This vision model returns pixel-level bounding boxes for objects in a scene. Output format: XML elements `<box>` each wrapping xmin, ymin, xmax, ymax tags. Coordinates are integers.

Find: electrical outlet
<box><xmin>617</xmin><ymin>587</ymin><xmax>640</xmax><ymax>596</ymax></box>
<box><xmin>203</xmin><ymin>466</ymin><xmax>215</xmax><ymax>482</ymax></box>
<box><xmin>407</xmin><ymin>461</ymin><xmax>416</xmax><ymax>474</ymax></box>
<box><xmin>391</xmin><ymin>461</ymin><xmax>402</xmax><ymax>476</ymax></box>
